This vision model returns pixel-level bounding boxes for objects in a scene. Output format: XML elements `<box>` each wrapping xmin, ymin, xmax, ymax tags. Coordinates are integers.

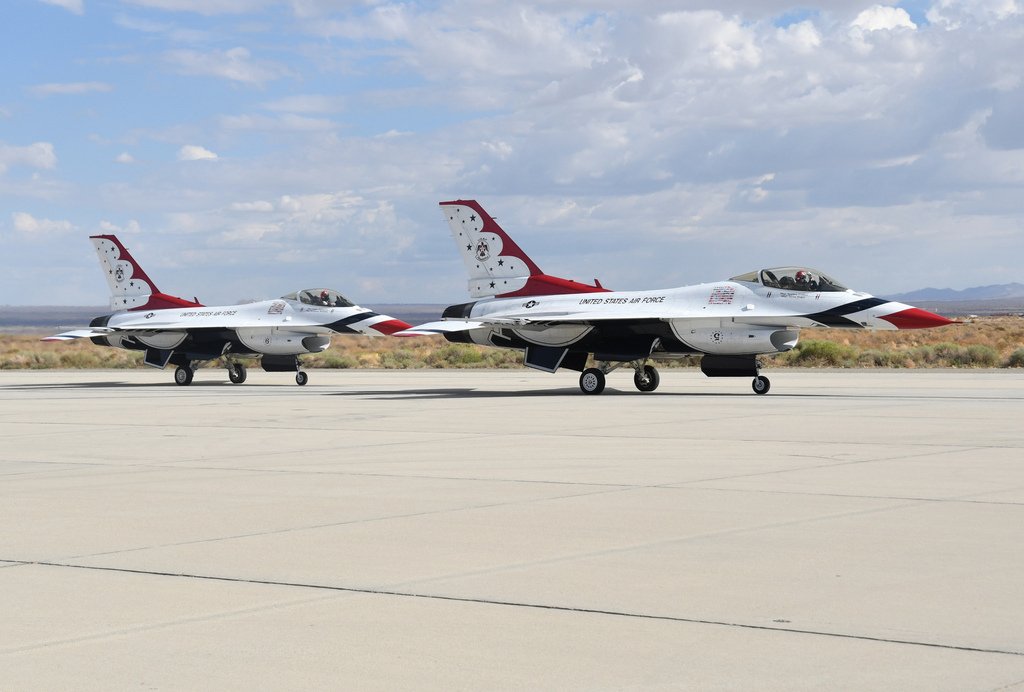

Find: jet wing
<box><xmin>395</xmin><ymin>320</ymin><xmax>490</xmax><ymax>336</ymax></box>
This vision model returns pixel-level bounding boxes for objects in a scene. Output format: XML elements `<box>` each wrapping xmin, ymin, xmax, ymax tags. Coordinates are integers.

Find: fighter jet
<box><xmin>399</xmin><ymin>199</ymin><xmax>954</xmax><ymax>394</ymax></box>
<box><xmin>45</xmin><ymin>235</ymin><xmax>410</xmax><ymax>385</ymax></box>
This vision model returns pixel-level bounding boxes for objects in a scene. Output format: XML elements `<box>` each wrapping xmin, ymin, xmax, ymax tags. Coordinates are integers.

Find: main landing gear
<box><xmin>174</xmin><ymin>364</ymin><xmax>194</xmax><ymax>386</ymax></box>
<box><xmin>228</xmin><ymin>362</ymin><xmax>247</xmax><ymax>384</ymax></box>
<box><xmin>752</xmin><ymin>375</ymin><xmax>770</xmax><ymax>395</ymax></box>
<box><xmin>173</xmin><ymin>358</ymin><xmax>308</xmax><ymax>386</ymax></box>
<box><xmin>578</xmin><ymin>360</ymin><xmax>661</xmax><ymax>395</ymax></box>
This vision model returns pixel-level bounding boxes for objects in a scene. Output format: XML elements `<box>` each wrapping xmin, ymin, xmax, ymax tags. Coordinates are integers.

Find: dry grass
<box><xmin>3</xmin><ymin>316</ymin><xmax>1023</xmax><ymax>370</ymax></box>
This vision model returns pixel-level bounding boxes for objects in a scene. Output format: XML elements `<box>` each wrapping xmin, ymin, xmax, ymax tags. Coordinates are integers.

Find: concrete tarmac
<box><xmin>1</xmin><ymin>368</ymin><xmax>1023</xmax><ymax>690</ymax></box>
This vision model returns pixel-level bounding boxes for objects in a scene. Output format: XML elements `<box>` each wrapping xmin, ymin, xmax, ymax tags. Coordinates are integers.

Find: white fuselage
<box><xmin>453</xmin><ymin>280</ymin><xmax>915</xmax><ymax>356</ymax></box>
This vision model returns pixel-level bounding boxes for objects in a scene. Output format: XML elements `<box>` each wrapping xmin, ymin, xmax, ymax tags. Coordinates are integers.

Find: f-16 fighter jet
<box><xmin>46</xmin><ymin>235</ymin><xmax>410</xmax><ymax>385</ymax></box>
<box><xmin>399</xmin><ymin>200</ymin><xmax>954</xmax><ymax>395</ymax></box>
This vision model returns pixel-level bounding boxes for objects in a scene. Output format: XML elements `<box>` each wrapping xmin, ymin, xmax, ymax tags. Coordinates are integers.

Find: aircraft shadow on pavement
<box><xmin>324</xmin><ymin>387</ymin><xmax>774</xmax><ymax>400</ymax></box>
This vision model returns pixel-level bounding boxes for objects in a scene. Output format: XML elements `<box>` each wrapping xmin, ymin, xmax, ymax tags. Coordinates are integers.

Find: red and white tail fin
<box><xmin>90</xmin><ymin>235</ymin><xmax>203</xmax><ymax>311</ymax></box>
<box><xmin>439</xmin><ymin>200</ymin><xmax>608</xmax><ymax>298</ymax></box>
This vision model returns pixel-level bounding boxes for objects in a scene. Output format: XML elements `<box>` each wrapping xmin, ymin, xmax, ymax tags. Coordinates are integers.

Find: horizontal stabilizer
<box><xmin>42</xmin><ymin>328</ymin><xmax>112</xmax><ymax>341</ymax></box>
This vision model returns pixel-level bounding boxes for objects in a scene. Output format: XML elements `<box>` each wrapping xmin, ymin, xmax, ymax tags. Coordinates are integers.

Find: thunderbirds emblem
<box><xmin>475</xmin><ymin>239</ymin><xmax>490</xmax><ymax>262</ymax></box>
<box><xmin>115</xmin><ymin>267</ymin><xmax>125</xmax><ymax>283</ymax></box>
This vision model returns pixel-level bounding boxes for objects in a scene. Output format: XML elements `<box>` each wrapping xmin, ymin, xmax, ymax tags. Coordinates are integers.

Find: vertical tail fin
<box><xmin>90</xmin><ymin>235</ymin><xmax>203</xmax><ymax>311</ymax></box>
<box><xmin>439</xmin><ymin>200</ymin><xmax>608</xmax><ymax>298</ymax></box>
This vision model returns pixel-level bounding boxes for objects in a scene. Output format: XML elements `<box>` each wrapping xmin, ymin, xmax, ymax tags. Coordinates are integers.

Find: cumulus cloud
<box><xmin>98</xmin><ymin>219</ymin><xmax>142</xmax><ymax>235</ymax></box>
<box><xmin>8</xmin><ymin>3</ymin><xmax>1024</xmax><ymax>302</ymax></box>
<box><xmin>36</xmin><ymin>0</ymin><xmax>83</xmax><ymax>14</ymax></box>
<box><xmin>30</xmin><ymin>82</ymin><xmax>113</xmax><ymax>96</ymax></box>
<box><xmin>177</xmin><ymin>144</ymin><xmax>218</xmax><ymax>161</ymax></box>
<box><xmin>0</xmin><ymin>142</ymin><xmax>57</xmax><ymax>174</ymax></box>
<box><xmin>851</xmin><ymin>6</ymin><xmax>917</xmax><ymax>31</ymax></box>
<box><xmin>115</xmin><ymin>152</ymin><xmax>135</xmax><ymax>164</ymax></box>
<box><xmin>164</xmin><ymin>47</ymin><xmax>290</xmax><ymax>85</ymax></box>
<box><xmin>11</xmin><ymin>212</ymin><xmax>74</xmax><ymax>234</ymax></box>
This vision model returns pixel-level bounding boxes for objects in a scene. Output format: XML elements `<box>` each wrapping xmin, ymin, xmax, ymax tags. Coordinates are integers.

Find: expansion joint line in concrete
<box><xmin>7</xmin><ymin>558</ymin><xmax>1024</xmax><ymax>659</ymax></box>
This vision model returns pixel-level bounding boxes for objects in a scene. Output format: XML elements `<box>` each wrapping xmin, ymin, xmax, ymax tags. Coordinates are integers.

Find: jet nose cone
<box><xmin>880</xmin><ymin>307</ymin><xmax>956</xmax><ymax>330</ymax></box>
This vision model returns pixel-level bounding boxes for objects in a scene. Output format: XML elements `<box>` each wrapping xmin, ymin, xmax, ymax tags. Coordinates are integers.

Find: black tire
<box><xmin>579</xmin><ymin>368</ymin><xmax>606</xmax><ymax>395</ymax></box>
<box><xmin>174</xmin><ymin>365</ymin><xmax>193</xmax><ymax>386</ymax></box>
<box><xmin>228</xmin><ymin>363</ymin><xmax>247</xmax><ymax>384</ymax></box>
<box><xmin>752</xmin><ymin>375</ymin><xmax>770</xmax><ymax>395</ymax></box>
<box><xmin>634</xmin><ymin>365</ymin><xmax>660</xmax><ymax>392</ymax></box>
<box><xmin>295</xmin><ymin>371</ymin><xmax>309</xmax><ymax>386</ymax></box>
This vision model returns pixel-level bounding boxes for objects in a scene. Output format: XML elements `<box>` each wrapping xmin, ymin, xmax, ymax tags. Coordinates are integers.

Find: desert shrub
<box><xmin>319</xmin><ymin>352</ymin><xmax>358</xmax><ymax>369</ymax></box>
<box><xmin>483</xmin><ymin>348</ymin><xmax>525</xmax><ymax>368</ymax></box>
<box><xmin>858</xmin><ymin>349</ymin><xmax>904</xmax><ymax>367</ymax></box>
<box><xmin>378</xmin><ymin>349</ymin><xmax>420</xmax><ymax>369</ymax></box>
<box><xmin>926</xmin><ymin>343</ymin><xmax>999</xmax><ymax>367</ymax></box>
<box><xmin>426</xmin><ymin>344</ymin><xmax>485</xmax><ymax>367</ymax></box>
<box><xmin>785</xmin><ymin>340</ymin><xmax>858</xmax><ymax>367</ymax></box>
<box><xmin>964</xmin><ymin>344</ymin><xmax>999</xmax><ymax>367</ymax></box>
<box><xmin>1006</xmin><ymin>348</ymin><xmax>1024</xmax><ymax>368</ymax></box>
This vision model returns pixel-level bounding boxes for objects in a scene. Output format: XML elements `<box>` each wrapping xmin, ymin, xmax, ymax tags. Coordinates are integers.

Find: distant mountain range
<box><xmin>888</xmin><ymin>283</ymin><xmax>1024</xmax><ymax>302</ymax></box>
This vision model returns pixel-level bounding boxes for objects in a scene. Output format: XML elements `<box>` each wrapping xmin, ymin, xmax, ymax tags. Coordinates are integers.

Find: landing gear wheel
<box><xmin>174</xmin><ymin>365</ymin><xmax>194</xmax><ymax>386</ymax></box>
<box><xmin>579</xmin><ymin>368</ymin><xmax>606</xmax><ymax>395</ymax></box>
<box><xmin>752</xmin><ymin>375</ymin><xmax>770</xmax><ymax>395</ymax></box>
<box><xmin>295</xmin><ymin>371</ymin><xmax>309</xmax><ymax>386</ymax></box>
<box><xmin>634</xmin><ymin>365</ymin><xmax>660</xmax><ymax>392</ymax></box>
<box><xmin>228</xmin><ymin>363</ymin><xmax>247</xmax><ymax>384</ymax></box>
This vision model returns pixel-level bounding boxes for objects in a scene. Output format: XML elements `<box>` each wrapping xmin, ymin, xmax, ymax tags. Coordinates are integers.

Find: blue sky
<box><xmin>2</xmin><ymin>0</ymin><xmax>1023</xmax><ymax>307</ymax></box>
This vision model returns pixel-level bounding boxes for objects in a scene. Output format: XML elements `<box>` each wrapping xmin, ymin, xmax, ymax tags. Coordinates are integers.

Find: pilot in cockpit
<box><xmin>319</xmin><ymin>290</ymin><xmax>330</xmax><ymax>305</ymax></box>
<box><xmin>795</xmin><ymin>270</ymin><xmax>816</xmax><ymax>290</ymax></box>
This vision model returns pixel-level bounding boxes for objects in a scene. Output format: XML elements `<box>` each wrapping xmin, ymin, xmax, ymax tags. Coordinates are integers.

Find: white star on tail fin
<box><xmin>439</xmin><ymin>199</ymin><xmax>609</xmax><ymax>299</ymax></box>
<box><xmin>90</xmin><ymin>235</ymin><xmax>203</xmax><ymax>311</ymax></box>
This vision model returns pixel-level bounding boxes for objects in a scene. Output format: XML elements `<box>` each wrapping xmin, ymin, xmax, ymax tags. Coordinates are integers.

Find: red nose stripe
<box><xmin>371</xmin><ymin>319</ymin><xmax>413</xmax><ymax>335</ymax></box>
<box><xmin>880</xmin><ymin>308</ymin><xmax>955</xmax><ymax>329</ymax></box>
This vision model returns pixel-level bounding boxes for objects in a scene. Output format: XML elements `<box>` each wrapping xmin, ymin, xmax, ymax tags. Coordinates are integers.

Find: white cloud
<box><xmin>259</xmin><ymin>94</ymin><xmax>346</xmax><ymax>113</ymax></box>
<box><xmin>177</xmin><ymin>144</ymin><xmax>218</xmax><ymax>161</ymax></box>
<box><xmin>0</xmin><ymin>142</ymin><xmax>57</xmax><ymax>174</ymax></box>
<box><xmin>115</xmin><ymin>152</ymin><xmax>135</xmax><ymax>164</ymax></box>
<box><xmin>30</xmin><ymin>82</ymin><xmax>113</xmax><ymax>96</ymax></box>
<box><xmin>11</xmin><ymin>212</ymin><xmax>74</xmax><ymax>234</ymax></box>
<box><xmin>776</xmin><ymin>20</ymin><xmax>821</xmax><ymax>53</ymax></box>
<box><xmin>230</xmin><ymin>200</ymin><xmax>274</xmax><ymax>212</ymax></box>
<box><xmin>851</xmin><ymin>6</ymin><xmax>917</xmax><ymax>31</ymax></box>
<box><xmin>98</xmin><ymin>219</ymin><xmax>142</xmax><ymax>235</ymax></box>
<box><xmin>927</xmin><ymin>0</ymin><xmax>1022</xmax><ymax>28</ymax></box>
<box><xmin>219</xmin><ymin>113</ymin><xmax>335</xmax><ymax>131</ymax></box>
<box><xmin>36</xmin><ymin>0</ymin><xmax>83</xmax><ymax>15</ymax></box>
<box><xmin>164</xmin><ymin>47</ymin><xmax>290</xmax><ymax>85</ymax></box>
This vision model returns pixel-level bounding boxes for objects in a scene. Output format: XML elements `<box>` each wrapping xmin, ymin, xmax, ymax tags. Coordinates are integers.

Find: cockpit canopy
<box><xmin>729</xmin><ymin>267</ymin><xmax>848</xmax><ymax>293</ymax></box>
<box><xmin>281</xmin><ymin>289</ymin><xmax>354</xmax><ymax>307</ymax></box>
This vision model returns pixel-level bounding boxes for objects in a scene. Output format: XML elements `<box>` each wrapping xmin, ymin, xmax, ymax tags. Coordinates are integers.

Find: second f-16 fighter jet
<box><xmin>400</xmin><ymin>199</ymin><xmax>954</xmax><ymax>395</ymax></box>
<box><xmin>46</xmin><ymin>235</ymin><xmax>410</xmax><ymax>385</ymax></box>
